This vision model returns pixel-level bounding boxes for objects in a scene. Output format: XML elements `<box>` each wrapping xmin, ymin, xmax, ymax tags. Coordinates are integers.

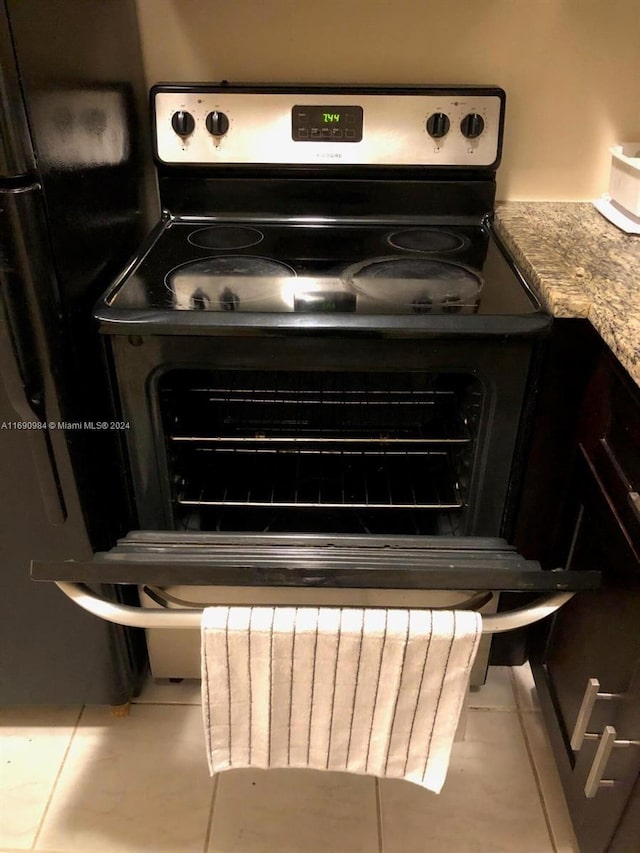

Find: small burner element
<box><xmin>188</xmin><ymin>225</ymin><xmax>264</xmax><ymax>250</ymax></box>
<box><xmin>388</xmin><ymin>229</ymin><xmax>466</xmax><ymax>254</ymax></box>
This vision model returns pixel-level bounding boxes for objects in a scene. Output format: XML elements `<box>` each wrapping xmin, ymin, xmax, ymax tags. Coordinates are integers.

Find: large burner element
<box><xmin>166</xmin><ymin>256</ymin><xmax>296</xmax><ymax>311</ymax></box>
<box><xmin>388</xmin><ymin>229</ymin><xmax>467</xmax><ymax>254</ymax></box>
<box><xmin>343</xmin><ymin>257</ymin><xmax>483</xmax><ymax>314</ymax></box>
<box><xmin>188</xmin><ymin>225</ymin><xmax>264</xmax><ymax>250</ymax></box>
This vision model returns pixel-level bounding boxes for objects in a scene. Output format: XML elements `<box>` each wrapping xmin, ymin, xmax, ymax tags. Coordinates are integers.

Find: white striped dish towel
<box><xmin>201</xmin><ymin>606</ymin><xmax>481</xmax><ymax>793</ymax></box>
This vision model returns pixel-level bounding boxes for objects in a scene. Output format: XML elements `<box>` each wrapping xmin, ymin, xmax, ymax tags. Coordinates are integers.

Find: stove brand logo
<box><xmin>314</xmin><ymin>152</ymin><xmax>344</xmax><ymax>159</ymax></box>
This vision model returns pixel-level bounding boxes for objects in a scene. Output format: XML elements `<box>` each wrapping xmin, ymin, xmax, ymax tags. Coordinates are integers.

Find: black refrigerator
<box><xmin>0</xmin><ymin>0</ymin><xmax>156</xmax><ymax>703</ymax></box>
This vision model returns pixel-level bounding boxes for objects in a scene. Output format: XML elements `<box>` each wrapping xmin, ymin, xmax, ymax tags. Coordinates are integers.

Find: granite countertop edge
<box><xmin>493</xmin><ymin>201</ymin><xmax>640</xmax><ymax>389</ymax></box>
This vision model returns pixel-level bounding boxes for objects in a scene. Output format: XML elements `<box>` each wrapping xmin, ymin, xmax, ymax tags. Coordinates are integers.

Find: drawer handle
<box><xmin>585</xmin><ymin>726</ymin><xmax>617</xmax><ymax>798</ymax></box>
<box><xmin>629</xmin><ymin>491</ymin><xmax>640</xmax><ymax>524</ymax></box>
<box><xmin>584</xmin><ymin>725</ymin><xmax>640</xmax><ymax>799</ymax></box>
<box><xmin>571</xmin><ymin>678</ymin><xmax>625</xmax><ymax>751</ymax></box>
<box><xmin>571</xmin><ymin>679</ymin><xmax>600</xmax><ymax>750</ymax></box>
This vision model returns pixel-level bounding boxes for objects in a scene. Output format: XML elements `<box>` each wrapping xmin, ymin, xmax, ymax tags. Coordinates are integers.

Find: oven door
<box><xmin>32</xmin><ymin>531</ymin><xmax>600</xmax><ymax>632</ymax></box>
<box><xmin>31</xmin><ymin>334</ymin><xmax>599</xmax><ymax>629</ymax></box>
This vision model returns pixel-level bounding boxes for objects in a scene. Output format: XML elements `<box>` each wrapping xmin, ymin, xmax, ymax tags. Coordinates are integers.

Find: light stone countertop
<box><xmin>493</xmin><ymin>202</ymin><xmax>640</xmax><ymax>388</ymax></box>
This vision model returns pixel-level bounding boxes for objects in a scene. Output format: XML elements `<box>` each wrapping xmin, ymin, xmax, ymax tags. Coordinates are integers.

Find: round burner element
<box><xmin>388</xmin><ymin>228</ymin><xmax>466</xmax><ymax>254</ymax></box>
<box><xmin>342</xmin><ymin>256</ymin><xmax>482</xmax><ymax>315</ymax></box>
<box><xmin>188</xmin><ymin>225</ymin><xmax>264</xmax><ymax>251</ymax></box>
<box><xmin>165</xmin><ymin>255</ymin><xmax>296</xmax><ymax>312</ymax></box>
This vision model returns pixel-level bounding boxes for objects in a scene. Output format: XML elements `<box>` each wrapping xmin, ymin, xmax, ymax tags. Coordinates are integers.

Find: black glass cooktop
<box><xmin>98</xmin><ymin>218</ymin><xmax>546</xmax><ymax>333</ymax></box>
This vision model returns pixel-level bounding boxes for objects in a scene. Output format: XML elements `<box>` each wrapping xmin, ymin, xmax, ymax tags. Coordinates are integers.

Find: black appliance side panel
<box><xmin>5</xmin><ymin>0</ymin><xmax>158</xmax><ymax>547</ymax></box>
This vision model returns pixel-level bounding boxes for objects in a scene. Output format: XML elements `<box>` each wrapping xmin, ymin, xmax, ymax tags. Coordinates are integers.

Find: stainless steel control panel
<box><xmin>153</xmin><ymin>86</ymin><xmax>505</xmax><ymax>168</ymax></box>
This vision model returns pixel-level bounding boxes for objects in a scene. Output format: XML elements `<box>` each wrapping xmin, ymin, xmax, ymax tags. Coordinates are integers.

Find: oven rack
<box><xmin>171</xmin><ymin>434</ymin><xmax>469</xmax><ymax>445</ymax></box>
<box><xmin>176</xmin><ymin>446</ymin><xmax>464</xmax><ymax>510</ymax></box>
<box><xmin>161</xmin><ymin>375</ymin><xmax>477</xmax><ymax>445</ymax></box>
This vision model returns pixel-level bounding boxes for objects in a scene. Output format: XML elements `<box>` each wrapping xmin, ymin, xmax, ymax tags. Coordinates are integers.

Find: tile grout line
<box><xmin>30</xmin><ymin>704</ymin><xmax>86</xmax><ymax>852</ymax></box>
<box><xmin>375</xmin><ymin>777</ymin><xmax>384</xmax><ymax>853</ymax></box>
<box><xmin>509</xmin><ymin>668</ymin><xmax>558</xmax><ymax>853</ymax></box>
<box><xmin>202</xmin><ymin>772</ymin><xmax>220</xmax><ymax>852</ymax></box>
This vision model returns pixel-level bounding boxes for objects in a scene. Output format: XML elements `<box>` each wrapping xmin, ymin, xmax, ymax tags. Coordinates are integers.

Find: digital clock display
<box><xmin>292</xmin><ymin>105</ymin><xmax>363</xmax><ymax>142</ymax></box>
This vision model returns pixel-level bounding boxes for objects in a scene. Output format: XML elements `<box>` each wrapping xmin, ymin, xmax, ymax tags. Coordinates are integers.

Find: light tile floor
<box><xmin>1</xmin><ymin>666</ymin><xmax>579</xmax><ymax>853</ymax></box>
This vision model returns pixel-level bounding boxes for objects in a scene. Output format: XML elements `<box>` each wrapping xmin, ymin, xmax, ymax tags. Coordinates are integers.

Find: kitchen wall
<box><xmin>135</xmin><ymin>0</ymin><xmax>640</xmax><ymax>201</ymax></box>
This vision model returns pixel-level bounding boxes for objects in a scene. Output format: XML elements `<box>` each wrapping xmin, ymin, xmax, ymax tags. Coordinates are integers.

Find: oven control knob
<box><xmin>426</xmin><ymin>113</ymin><xmax>450</xmax><ymax>138</ymax></box>
<box><xmin>206</xmin><ymin>110</ymin><xmax>230</xmax><ymax>137</ymax></box>
<box><xmin>171</xmin><ymin>110</ymin><xmax>195</xmax><ymax>137</ymax></box>
<box><xmin>460</xmin><ymin>113</ymin><xmax>485</xmax><ymax>139</ymax></box>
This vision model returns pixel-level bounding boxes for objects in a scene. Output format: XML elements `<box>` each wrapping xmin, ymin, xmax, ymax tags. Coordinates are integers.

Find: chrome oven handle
<box><xmin>54</xmin><ymin>582</ymin><xmax>574</xmax><ymax>632</ymax></box>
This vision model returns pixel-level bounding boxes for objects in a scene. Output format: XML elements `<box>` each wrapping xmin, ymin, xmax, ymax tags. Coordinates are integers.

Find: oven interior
<box><xmin>158</xmin><ymin>368</ymin><xmax>483</xmax><ymax>537</ymax></box>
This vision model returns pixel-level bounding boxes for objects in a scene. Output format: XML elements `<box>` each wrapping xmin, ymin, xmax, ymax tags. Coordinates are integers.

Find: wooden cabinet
<box><xmin>518</xmin><ymin>323</ymin><xmax>640</xmax><ymax>852</ymax></box>
<box><xmin>535</xmin><ymin>470</ymin><xmax>640</xmax><ymax>851</ymax></box>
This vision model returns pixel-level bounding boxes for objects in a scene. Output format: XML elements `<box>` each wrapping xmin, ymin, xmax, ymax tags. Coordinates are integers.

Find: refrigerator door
<box><xmin>0</xmin><ymin>1</ymin><xmax>35</xmax><ymax>177</ymax></box>
<box><xmin>0</xmin><ymin>183</ymin><xmax>148</xmax><ymax>704</ymax></box>
<box><xmin>0</xmin><ymin>0</ymin><xmax>152</xmax><ymax>702</ymax></box>
<box><xmin>2</xmin><ymin>0</ymin><xmax>158</xmax><ymax>548</ymax></box>
<box><xmin>0</xmin><ymin>371</ymin><xmax>147</xmax><ymax>704</ymax></box>
<box><xmin>0</xmin><ymin>185</ymin><xmax>67</xmax><ymax>525</ymax></box>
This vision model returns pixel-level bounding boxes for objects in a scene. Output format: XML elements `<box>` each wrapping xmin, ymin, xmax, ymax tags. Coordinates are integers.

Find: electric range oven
<box><xmin>33</xmin><ymin>85</ymin><xmax>599</xmax><ymax>681</ymax></box>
